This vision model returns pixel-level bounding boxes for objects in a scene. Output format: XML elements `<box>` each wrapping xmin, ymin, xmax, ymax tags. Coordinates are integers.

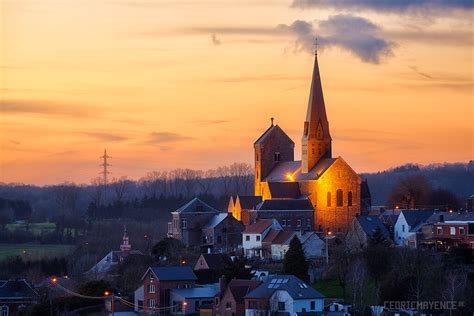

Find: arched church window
<box><xmin>327</xmin><ymin>192</ymin><xmax>331</xmax><ymax>207</ymax></box>
<box><xmin>348</xmin><ymin>191</ymin><xmax>353</xmax><ymax>206</ymax></box>
<box><xmin>336</xmin><ymin>189</ymin><xmax>343</xmax><ymax>207</ymax></box>
<box><xmin>274</xmin><ymin>152</ymin><xmax>281</xmax><ymax>162</ymax></box>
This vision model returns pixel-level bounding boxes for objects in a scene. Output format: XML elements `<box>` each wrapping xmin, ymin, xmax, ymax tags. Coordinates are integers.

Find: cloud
<box><xmin>211</xmin><ymin>34</ymin><xmax>221</xmax><ymax>45</ymax></box>
<box><xmin>190</xmin><ymin>120</ymin><xmax>229</xmax><ymax>126</ymax></box>
<box><xmin>148</xmin><ymin>132</ymin><xmax>194</xmax><ymax>144</ymax></box>
<box><xmin>278</xmin><ymin>15</ymin><xmax>394</xmax><ymax>64</ymax></box>
<box><xmin>291</xmin><ymin>0</ymin><xmax>473</xmax><ymax>14</ymax></box>
<box><xmin>0</xmin><ymin>100</ymin><xmax>95</xmax><ymax>117</ymax></box>
<box><xmin>80</xmin><ymin>132</ymin><xmax>128</xmax><ymax>142</ymax></box>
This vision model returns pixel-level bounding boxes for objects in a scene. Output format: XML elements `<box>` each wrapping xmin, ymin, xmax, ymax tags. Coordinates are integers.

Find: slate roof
<box><xmin>254</xmin><ymin>125</ymin><xmax>294</xmax><ymax>145</ymax></box>
<box><xmin>427</xmin><ymin>211</ymin><xmax>474</xmax><ymax>223</ymax></box>
<box><xmin>401</xmin><ymin>210</ymin><xmax>435</xmax><ymax>227</ymax></box>
<box><xmin>227</xmin><ymin>279</ymin><xmax>262</xmax><ymax>303</ymax></box>
<box><xmin>271</xmin><ymin>230</ymin><xmax>297</xmax><ymax>244</ymax></box>
<box><xmin>245</xmin><ymin>275</ymin><xmax>324</xmax><ymax>300</ymax></box>
<box><xmin>268</xmin><ymin>182</ymin><xmax>301</xmax><ymax>199</ymax></box>
<box><xmin>150</xmin><ymin>266</ymin><xmax>197</xmax><ymax>281</ymax></box>
<box><xmin>175</xmin><ymin>198</ymin><xmax>219</xmax><ymax>214</ymax></box>
<box><xmin>0</xmin><ymin>279</ymin><xmax>39</xmax><ymax>300</ymax></box>
<box><xmin>356</xmin><ymin>216</ymin><xmax>389</xmax><ymax>238</ymax></box>
<box><xmin>244</xmin><ymin>219</ymin><xmax>275</xmax><ymax>234</ymax></box>
<box><xmin>204</xmin><ymin>213</ymin><xmax>228</xmax><ymax>229</ymax></box>
<box><xmin>199</xmin><ymin>254</ymin><xmax>231</xmax><ymax>270</ymax></box>
<box><xmin>256</xmin><ymin>199</ymin><xmax>313</xmax><ymax>211</ymax></box>
<box><xmin>237</xmin><ymin>196</ymin><xmax>263</xmax><ymax>210</ymax></box>
<box><xmin>171</xmin><ymin>287</ymin><xmax>218</xmax><ymax>299</ymax></box>
<box><xmin>262</xmin><ymin>229</ymin><xmax>283</xmax><ymax>243</ymax></box>
<box><xmin>265</xmin><ymin>159</ymin><xmax>337</xmax><ymax>182</ymax></box>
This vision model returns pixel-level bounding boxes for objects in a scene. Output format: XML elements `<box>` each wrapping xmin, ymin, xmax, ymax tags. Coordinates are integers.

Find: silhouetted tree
<box><xmin>389</xmin><ymin>175</ymin><xmax>431</xmax><ymax>208</ymax></box>
<box><xmin>283</xmin><ymin>236</ymin><xmax>309</xmax><ymax>281</ymax></box>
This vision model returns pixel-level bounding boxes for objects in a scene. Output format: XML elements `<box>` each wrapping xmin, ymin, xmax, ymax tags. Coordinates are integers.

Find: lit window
<box><xmin>450</xmin><ymin>227</ymin><xmax>456</xmax><ymax>235</ymax></box>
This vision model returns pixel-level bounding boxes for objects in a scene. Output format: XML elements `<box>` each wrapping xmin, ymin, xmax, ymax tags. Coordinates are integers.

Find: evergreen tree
<box><xmin>283</xmin><ymin>236</ymin><xmax>309</xmax><ymax>281</ymax></box>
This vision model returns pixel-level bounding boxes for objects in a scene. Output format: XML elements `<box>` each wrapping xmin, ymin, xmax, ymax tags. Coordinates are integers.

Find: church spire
<box><xmin>301</xmin><ymin>46</ymin><xmax>332</xmax><ymax>174</ymax></box>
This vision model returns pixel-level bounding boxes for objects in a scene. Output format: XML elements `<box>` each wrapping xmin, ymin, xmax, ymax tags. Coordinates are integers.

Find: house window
<box><xmin>336</xmin><ymin>189</ymin><xmax>343</xmax><ymax>207</ymax></box>
<box><xmin>450</xmin><ymin>227</ymin><xmax>456</xmax><ymax>235</ymax></box>
<box><xmin>226</xmin><ymin>302</ymin><xmax>232</xmax><ymax>309</ymax></box>
<box><xmin>1</xmin><ymin>305</ymin><xmax>9</xmax><ymax>316</ymax></box>
<box><xmin>459</xmin><ymin>227</ymin><xmax>465</xmax><ymax>235</ymax></box>
<box><xmin>248</xmin><ymin>301</ymin><xmax>258</xmax><ymax>309</ymax></box>
<box><xmin>402</xmin><ymin>225</ymin><xmax>405</xmax><ymax>232</ymax></box>
<box><xmin>282</xmin><ymin>219</ymin><xmax>286</xmax><ymax>227</ymax></box>
<box><xmin>149</xmin><ymin>272</ymin><xmax>154</xmax><ymax>280</ymax></box>
<box><xmin>437</xmin><ymin>226</ymin><xmax>442</xmax><ymax>235</ymax></box>
<box><xmin>348</xmin><ymin>191</ymin><xmax>353</xmax><ymax>206</ymax></box>
<box><xmin>184</xmin><ymin>284</ymin><xmax>191</xmax><ymax>288</ymax></box>
<box><xmin>310</xmin><ymin>301</ymin><xmax>316</xmax><ymax>310</ymax></box>
<box><xmin>256</xmin><ymin>235</ymin><xmax>261</xmax><ymax>241</ymax></box>
<box><xmin>181</xmin><ymin>218</ymin><xmax>187</xmax><ymax>229</ymax></box>
<box><xmin>148</xmin><ymin>284</ymin><xmax>156</xmax><ymax>293</ymax></box>
<box><xmin>297</xmin><ymin>220</ymin><xmax>302</xmax><ymax>227</ymax></box>
<box><xmin>327</xmin><ymin>192</ymin><xmax>331</xmax><ymax>207</ymax></box>
<box><xmin>148</xmin><ymin>299</ymin><xmax>156</xmax><ymax>308</ymax></box>
<box><xmin>287</xmin><ymin>220</ymin><xmax>291</xmax><ymax>227</ymax></box>
<box><xmin>278</xmin><ymin>302</ymin><xmax>285</xmax><ymax>311</ymax></box>
<box><xmin>274</xmin><ymin>152</ymin><xmax>281</xmax><ymax>162</ymax></box>
<box><xmin>245</xmin><ymin>235</ymin><xmax>250</xmax><ymax>241</ymax></box>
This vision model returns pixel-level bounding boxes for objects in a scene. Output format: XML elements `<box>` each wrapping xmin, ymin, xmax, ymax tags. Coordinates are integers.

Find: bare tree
<box><xmin>111</xmin><ymin>176</ymin><xmax>132</xmax><ymax>203</ymax></box>
<box><xmin>52</xmin><ymin>182</ymin><xmax>82</xmax><ymax>215</ymax></box>
<box><xmin>442</xmin><ymin>269</ymin><xmax>467</xmax><ymax>316</ymax></box>
<box><xmin>89</xmin><ymin>177</ymin><xmax>104</xmax><ymax>206</ymax></box>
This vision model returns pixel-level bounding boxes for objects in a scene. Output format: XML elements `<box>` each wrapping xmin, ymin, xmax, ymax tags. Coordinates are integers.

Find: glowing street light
<box><xmin>50</xmin><ymin>276</ymin><xmax>58</xmax><ymax>284</ymax></box>
<box><xmin>104</xmin><ymin>291</ymin><xmax>110</xmax><ymax>296</ymax></box>
<box><xmin>325</xmin><ymin>231</ymin><xmax>336</xmax><ymax>265</ymax></box>
<box><xmin>285</xmin><ymin>173</ymin><xmax>295</xmax><ymax>182</ymax></box>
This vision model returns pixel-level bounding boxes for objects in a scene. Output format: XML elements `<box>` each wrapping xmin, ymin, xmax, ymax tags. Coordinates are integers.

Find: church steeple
<box><xmin>301</xmin><ymin>46</ymin><xmax>332</xmax><ymax>174</ymax></box>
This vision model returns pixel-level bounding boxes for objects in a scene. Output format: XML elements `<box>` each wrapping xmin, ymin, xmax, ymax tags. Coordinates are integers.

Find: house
<box><xmin>346</xmin><ymin>215</ymin><xmax>392</xmax><ymax>250</ymax></box>
<box><xmin>170</xmin><ymin>284</ymin><xmax>219</xmax><ymax>315</ymax></box>
<box><xmin>169</xmin><ymin>198</ymin><xmax>243</xmax><ymax>251</ymax></box>
<box><xmin>229</xmin><ymin>195</ymin><xmax>263</xmax><ymax>225</ymax></box>
<box><xmin>202</xmin><ymin>213</ymin><xmax>244</xmax><ymax>254</ymax></box>
<box><xmin>378</xmin><ymin>209</ymin><xmax>400</xmax><ymax>241</ymax></box>
<box><xmin>214</xmin><ymin>279</ymin><xmax>262</xmax><ymax>316</ymax></box>
<box><xmin>137</xmin><ymin>266</ymin><xmax>197</xmax><ymax>311</ymax></box>
<box><xmin>430</xmin><ymin>212</ymin><xmax>474</xmax><ymax>249</ymax></box>
<box><xmin>0</xmin><ymin>279</ymin><xmax>39</xmax><ymax>315</ymax></box>
<box><xmin>394</xmin><ymin>210</ymin><xmax>434</xmax><ymax>248</ymax></box>
<box><xmin>242</xmin><ymin>219</ymin><xmax>282</xmax><ymax>259</ymax></box>
<box><xmin>249</xmin><ymin>199</ymin><xmax>314</xmax><ymax>232</ymax></box>
<box><xmin>267</xmin><ymin>231</ymin><xmax>325</xmax><ymax>260</ymax></box>
<box><xmin>194</xmin><ymin>254</ymin><xmax>232</xmax><ymax>271</ymax></box>
<box><xmin>244</xmin><ymin>275</ymin><xmax>325</xmax><ymax>316</ymax></box>
<box><xmin>88</xmin><ymin>227</ymin><xmax>142</xmax><ymax>275</ymax></box>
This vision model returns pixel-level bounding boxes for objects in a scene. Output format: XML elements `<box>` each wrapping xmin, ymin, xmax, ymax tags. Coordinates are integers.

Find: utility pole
<box><xmin>100</xmin><ymin>149</ymin><xmax>111</xmax><ymax>203</ymax></box>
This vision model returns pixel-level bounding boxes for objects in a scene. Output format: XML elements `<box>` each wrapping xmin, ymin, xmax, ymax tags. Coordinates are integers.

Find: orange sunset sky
<box><xmin>1</xmin><ymin>0</ymin><xmax>473</xmax><ymax>185</ymax></box>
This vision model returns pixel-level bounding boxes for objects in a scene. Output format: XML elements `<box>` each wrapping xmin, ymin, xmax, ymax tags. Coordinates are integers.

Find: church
<box><xmin>253</xmin><ymin>50</ymin><xmax>365</xmax><ymax>234</ymax></box>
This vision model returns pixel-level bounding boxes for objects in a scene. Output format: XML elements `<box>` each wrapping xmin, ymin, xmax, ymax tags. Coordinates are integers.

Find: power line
<box><xmin>99</xmin><ymin>148</ymin><xmax>112</xmax><ymax>201</ymax></box>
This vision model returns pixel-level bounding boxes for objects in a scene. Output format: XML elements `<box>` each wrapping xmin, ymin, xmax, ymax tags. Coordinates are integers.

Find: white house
<box><xmin>394</xmin><ymin>210</ymin><xmax>434</xmax><ymax>247</ymax></box>
<box><xmin>243</xmin><ymin>219</ymin><xmax>282</xmax><ymax>259</ymax></box>
<box><xmin>269</xmin><ymin>231</ymin><xmax>325</xmax><ymax>260</ymax></box>
<box><xmin>244</xmin><ymin>275</ymin><xmax>324</xmax><ymax>316</ymax></box>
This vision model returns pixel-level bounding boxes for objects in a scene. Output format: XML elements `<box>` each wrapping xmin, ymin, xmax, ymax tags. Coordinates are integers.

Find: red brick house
<box><xmin>139</xmin><ymin>266</ymin><xmax>197</xmax><ymax>310</ymax></box>
<box><xmin>427</xmin><ymin>212</ymin><xmax>474</xmax><ymax>250</ymax></box>
<box><xmin>214</xmin><ymin>279</ymin><xmax>262</xmax><ymax>316</ymax></box>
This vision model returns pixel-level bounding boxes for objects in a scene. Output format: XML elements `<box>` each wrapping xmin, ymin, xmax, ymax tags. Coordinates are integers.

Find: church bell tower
<box><xmin>301</xmin><ymin>46</ymin><xmax>332</xmax><ymax>174</ymax></box>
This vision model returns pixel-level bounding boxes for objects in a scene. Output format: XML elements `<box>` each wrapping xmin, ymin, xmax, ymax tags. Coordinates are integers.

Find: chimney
<box><xmin>219</xmin><ymin>275</ymin><xmax>227</xmax><ymax>293</ymax></box>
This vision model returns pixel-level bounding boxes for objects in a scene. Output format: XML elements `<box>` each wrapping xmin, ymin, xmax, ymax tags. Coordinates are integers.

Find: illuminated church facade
<box><xmin>253</xmin><ymin>51</ymin><xmax>363</xmax><ymax>234</ymax></box>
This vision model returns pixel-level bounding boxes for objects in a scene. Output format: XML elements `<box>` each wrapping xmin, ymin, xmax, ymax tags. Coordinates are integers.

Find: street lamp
<box><xmin>182</xmin><ymin>301</ymin><xmax>188</xmax><ymax>315</ymax></box>
<box><xmin>325</xmin><ymin>231</ymin><xmax>335</xmax><ymax>264</ymax></box>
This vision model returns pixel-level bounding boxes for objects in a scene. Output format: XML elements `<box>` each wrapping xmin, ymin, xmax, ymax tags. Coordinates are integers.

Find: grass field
<box><xmin>0</xmin><ymin>243</ymin><xmax>74</xmax><ymax>261</ymax></box>
<box><xmin>313</xmin><ymin>279</ymin><xmax>345</xmax><ymax>298</ymax></box>
<box><xmin>5</xmin><ymin>222</ymin><xmax>57</xmax><ymax>235</ymax></box>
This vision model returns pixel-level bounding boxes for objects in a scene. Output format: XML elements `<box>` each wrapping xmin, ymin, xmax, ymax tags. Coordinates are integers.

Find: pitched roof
<box><xmin>150</xmin><ymin>266</ymin><xmax>197</xmax><ymax>281</ymax></box>
<box><xmin>265</xmin><ymin>158</ymin><xmax>337</xmax><ymax>182</ymax></box>
<box><xmin>171</xmin><ymin>287</ymin><xmax>218</xmax><ymax>299</ymax></box>
<box><xmin>227</xmin><ymin>279</ymin><xmax>262</xmax><ymax>303</ymax></box>
<box><xmin>245</xmin><ymin>275</ymin><xmax>324</xmax><ymax>300</ymax></box>
<box><xmin>237</xmin><ymin>196</ymin><xmax>263</xmax><ymax>210</ymax></box>
<box><xmin>244</xmin><ymin>219</ymin><xmax>274</xmax><ymax>234</ymax></box>
<box><xmin>256</xmin><ymin>199</ymin><xmax>313</xmax><ymax>211</ymax></box>
<box><xmin>0</xmin><ymin>279</ymin><xmax>39</xmax><ymax>300</ymax></box>
<box><xmin>401</xmin><ymin>210</ymin><xmax>435</xmax><ymax>227</ymax></box>
<box><xmin>175</xmin><ymin>198</ymin><xmax>219</xmax><ymax>214</ymax></box>
<box><xmin>254</xmin><ymin>125</ymin><xmax>294</xmax><ymax>145</ymax></box>
<box><xmin>204</xmin><ymin>213</ymin><xmax>228</xmax><ymax>229</ymax></box>
<box><xmin>268</xmin><ymin>182</ymin><xmax>301</xmax><ymax>199</ymax></box>
<box><xmin>199</xmin><ymin>254</ymin><xmax>231</xmax><ymax>270</ymax></box>
<box><xmin>271</xmin><ymin>230</ymin><xmax>297</xmax><ymax>244</ymax></box>
<box><xmin>427</xmin><ymin>211</ymin><xmax>474</xmax><ymax>223</ymax></box>
<box><xmin>262</xmin><ymin>229</ymin><xmax>282</xmax><ymax>243</ymax></box>
<box><xmin>356</xmin><ymin>216</ymin><xmax>389</xmax><ymax>238</ymax></box>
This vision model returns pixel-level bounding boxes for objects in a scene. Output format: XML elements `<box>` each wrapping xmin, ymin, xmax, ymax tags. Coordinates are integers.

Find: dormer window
<box><xmin>274</xmin><ymin>152</ymin><xmax>281</xmax><ymax>162</ymax></box>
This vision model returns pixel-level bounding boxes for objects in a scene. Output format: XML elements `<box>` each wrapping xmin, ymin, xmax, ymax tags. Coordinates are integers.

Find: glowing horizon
<box><xmin>1</xmin><ymin>0</ymin><xmax>472</xmax><ymax>185</ymax></box>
